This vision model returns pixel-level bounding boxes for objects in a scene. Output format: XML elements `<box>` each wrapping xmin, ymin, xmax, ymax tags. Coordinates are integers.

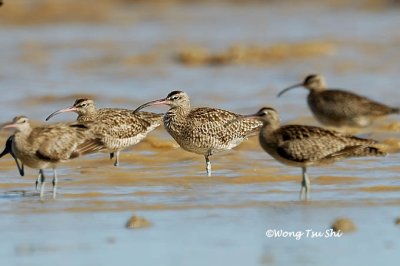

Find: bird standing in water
<box><xmin>278</xmin><ymin>74</ymin><xmax>399</xmax><ymax>128</ymax></box>
<box><xmin>46</xmin><ymin>99</ymin><xmax>162</xmax><ymax>166</ymax></box>
<box><xmin>245</xmin><ymin>107</ymin><xmax>386</xmax><ymax>200</ymax></box>
<box><xmin>1</xmin><ymin>116</ymin><xmax>105</xmax><ymax>199</ymax></box>
<box><xmin>134</xmin><ymin>91</ymin><xmax>263</xmax><ymax>176</ymax></box>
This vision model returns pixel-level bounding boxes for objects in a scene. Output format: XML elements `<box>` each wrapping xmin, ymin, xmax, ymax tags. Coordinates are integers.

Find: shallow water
<box><xmin>1</xmin><ymin>1</ymin><xmax>400</xmax><ymax>265</ymax></box>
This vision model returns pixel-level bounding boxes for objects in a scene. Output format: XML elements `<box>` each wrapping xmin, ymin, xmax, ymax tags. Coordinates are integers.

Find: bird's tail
<box><xmin>70</xmin><ymin>138</ymin><xmax>106</xmax><ymax>159</ymax></box>
<box><xmin>350</xmin><ymin>145</ymin><xmax>387</xmax><ymax>157</ymax></box>
<box><xmin>362</xmin><ymin>146</ymin><xmax>386</xmax><ymax>156</ymax></box>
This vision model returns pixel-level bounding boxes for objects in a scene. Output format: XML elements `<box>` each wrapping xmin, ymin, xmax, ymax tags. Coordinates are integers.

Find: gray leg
<box><xmin>52</xmin><ymin>169</ymin><xmax>58</xmax><ymax>199</ymax></box>
<box><xmin>35</xmin><ymin>169</ymin><xmax>44</xmax><ymax>191</ymax></box>
<box><xmin>300</xmin><ymin>167</ymin><xmax>310</xmax><ymax>200</ymax></box>
<box><xmin>114</xmin><ymin>151</ymin><xmax>120</xmax><ymax>167</ymax></box>
<box><xmin>205</xmin><ymin>154</ymin><xmax>212</xmax><ymax>177</ymax></box>
<box><xmin>39</xmin><ymin>169</ymin><xmax>46</xmax><ymax>199</ymax></box>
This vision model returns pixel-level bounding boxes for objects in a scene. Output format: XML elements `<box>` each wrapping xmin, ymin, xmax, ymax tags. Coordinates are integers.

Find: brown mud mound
<box><xmin>331</xmin><ymin>217</ymin><xmax>356</xmax><ymax>233</ymax></box>
<box><xmin>125</xmin><ymin>215</ymin><xmax>152</xmax><ymax>229</ymax></box>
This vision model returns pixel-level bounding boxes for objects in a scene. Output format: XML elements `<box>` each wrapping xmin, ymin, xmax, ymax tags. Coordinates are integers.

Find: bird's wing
<box><xmin>32</xmin><ymin>122</ymin><xmax>104</xmax><ymax>162</ymax></box>
<box><xmin>95</xmin><ymin>109</ymin><xmax>158</xmax><ymax>139</ymax></box>
<box><xmin>189</xmin><ymin>107</ymin><xmax>239</xmax><ymax>127</ymax></box>
<box><xmin>70</xmin><ymin>138</ymin><xmax>105</xmax><ymax>158</ymax></box>
<box><xmin>275</xmin><ymin>125</ymin><xmax>375</xmax><ymax>163</ymax></box>
<box><xmin>189</xmin><ymin>107</ymin><xmax>262</xmax><ymax>137</ymax></box>
<box><xmin>317</xmin><ymin>89</ymin><xmax>396</xmax><ymax>117</ymax></box>
<box><xmin>134</xmin><ymin>111</ymin><xmax>163</xmax><ymax>126</ymax></box>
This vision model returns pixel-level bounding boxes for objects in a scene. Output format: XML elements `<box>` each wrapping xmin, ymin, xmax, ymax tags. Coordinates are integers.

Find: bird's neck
<box><xmin>77</xmin><ymin>109</ymin><xmax>97</xmax><ymax>122</ymax></box>
<box><xmin>13</xmin><ymin>127</ymin><xmax>33</xmax><ymax>152</ymax></box>
<box><xmin>18</xmin><ymin>126</ymin><xmax>33</xmax><ymax>137</ymax></box>
<box><xmin>168</xmin><ymin>105</ymin><xmax>190</xmax><ymax>118</ymax></box>
<box><xmin>164</xmin><ymin>106</ymin><xmax>190</xmax><ymax>130</ymax></box>
<box><xmin>261</xmin><ymin>121</ymin><xmax>279</xmax><ymax>136</ymax></box>
<box><xmin>308</xmin><ymin>86</ymin><xmax>326</xmax><ymax>93</ymax></box>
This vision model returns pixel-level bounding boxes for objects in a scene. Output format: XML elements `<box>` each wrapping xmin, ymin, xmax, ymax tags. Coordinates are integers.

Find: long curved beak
<box><xmin>277</xmin><ymin>83</ymin><xmax>303</xmax><ymax>97</ymax></box>
<box><xmin>45</xmin><ymin>107</ymin><xmax>77</xmax><ymax>121</ymax></box>
<box><xmin>133</xmin><ymin>98</ymin><xmax>169</xmax><ymax>113</ymax></box>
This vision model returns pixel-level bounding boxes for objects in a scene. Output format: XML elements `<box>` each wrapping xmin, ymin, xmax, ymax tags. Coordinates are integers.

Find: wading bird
<box><xmin>278</xmin><ymin>74</ymin><xmax>399</xmax><ymax>127</ymax></box>
<box><xmin>134</xmin><ymin>91</ymin><xmax>262</xmax><ymax>176</ymax></box>
<box><xmin>46</xmin><ymin>99</ymin><xmax>162</xmax><ymax>166</ymax></box>
<box><xmin>245</xmin><ymin>107</ymin><xmax>386</xmax><ymax>200</ymax></box>
<box><xmin>1</xmin><ymin>116</ymin><xmax>105</xmax><ymax>199</ymax></box>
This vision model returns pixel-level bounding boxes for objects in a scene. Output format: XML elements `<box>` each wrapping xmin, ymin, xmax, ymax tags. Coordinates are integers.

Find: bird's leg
<box><xmin>300</xmin><ymin>167</ymin><xmax>310</xmax><ymax>201</ymax></box>
<box><xmin>35</xmin><ymin>171</ymin><xmax>41</xmax><ymax>191</ymax></box>
<box><xmin>19</xmin><ymin>163</ymin><xmax>25</xmax><ymax>177</ymax></box>
<box><xmin>114</xmin><ymin>151</ymin><xmax>120</xmax><ymax>167</ymax></box>
<box><xmin>52</xmin><ymin>169</ymin><xmax>58</xmax><ymax>199</ymax></box>
<box><xmin>110</xmin><ymin>152</ymin><xmax>114</xmax><ymax>160</ymax></box>
<box><xmin>11</xmin><ymin>153</ymin><xmax>24</xmax><ymax>176</ymax></box>
<box><xmin>205</xmin><ymin>151</ymin><xmax>212</xmax><ymax>177</ymax></box>
<box><xmin>39</xmin><ymin>169</ymin><xmax>46</xmax><ymax>199</ymax></box>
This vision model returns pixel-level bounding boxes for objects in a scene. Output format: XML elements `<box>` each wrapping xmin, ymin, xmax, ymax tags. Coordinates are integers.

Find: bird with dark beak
<box><xmin>46</xmin><ymin>98</ymin><xmax>162</xmax><ymax>166</ymax></box>
<box><xmin>134</xmin><ymin>91</ymin><xmax>262</xmax><ymax>176</ymax></box>
<box><xmin>244</xmin><ymin>107</ymin><xmax>386</xmax><ymax>200</ymax></box>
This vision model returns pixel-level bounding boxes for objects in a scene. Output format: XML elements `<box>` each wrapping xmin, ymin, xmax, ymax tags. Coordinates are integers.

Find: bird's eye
<box><xmin>171</xmin><ymin>96</ymin><xmax>179</xmax><ymax>100</ymax></box>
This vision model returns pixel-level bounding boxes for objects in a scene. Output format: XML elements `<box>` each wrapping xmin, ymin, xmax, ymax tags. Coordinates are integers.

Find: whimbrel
<box><xmin>278</xmin><ymin>74</ymin><xmax>399</xmax><ymax>127</ymax></box>
<box><xmin>1</xmin><ymin>116</ymin><xmax>105</xmax><ymax>199</ymax></box>
<box><xmin>133</xmin><ymin>91</ymin><xmax>263</xmax><ymax>176</ymax></box>
<box><xmin>46</xmin><ymin>99</ymin><xmax>162</xmax><ymax>166</ymax></box>
<box><xmin>0</xmin><ymin>136</ymin><xmax>24</xmax><ymax>176</ymax></box>
<box><xmin>245</xmin><ymin>107</ymin><xmax>386</xmax><ymax>200</ymax></box>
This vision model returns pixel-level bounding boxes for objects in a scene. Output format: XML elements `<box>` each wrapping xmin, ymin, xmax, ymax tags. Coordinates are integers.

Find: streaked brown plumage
<box><xmin>278</xmin><ymin>74</ymin><xmax>399</xmax><ymax>127</ymax></box>
<box><xmin>0</xmin><ymin>136</ymin><xmax>24</xmax><ymax>176</ymax></box>
<box><xmin>46</xmin><ymin>99</ymin><xmax>162</xmax><ymax>166</ymax></box>
<box><xmin>1</xmin><ymin>116</ymin><xmax>105</xmax><ymax>199</ymax></box>
<box><xmin>246</xmin><ymin>107</ymin><xmax>386</xmax><ymax>200</ymax></box>
<box><xmin>134</xmin><ymin>91</ymin><xmax>263</xmax><ymax>176</ymax></box>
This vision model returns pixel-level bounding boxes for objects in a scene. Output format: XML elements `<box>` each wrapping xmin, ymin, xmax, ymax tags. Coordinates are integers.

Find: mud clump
<box><xmin>125</xmin><ymin>215</ymin><xmax>151</xmax><ymax>229</ymax></box>
<box><xmin>331</xmin><ymin>217</ymin><xmax>356</xmax><ymax>233</ymax></box>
